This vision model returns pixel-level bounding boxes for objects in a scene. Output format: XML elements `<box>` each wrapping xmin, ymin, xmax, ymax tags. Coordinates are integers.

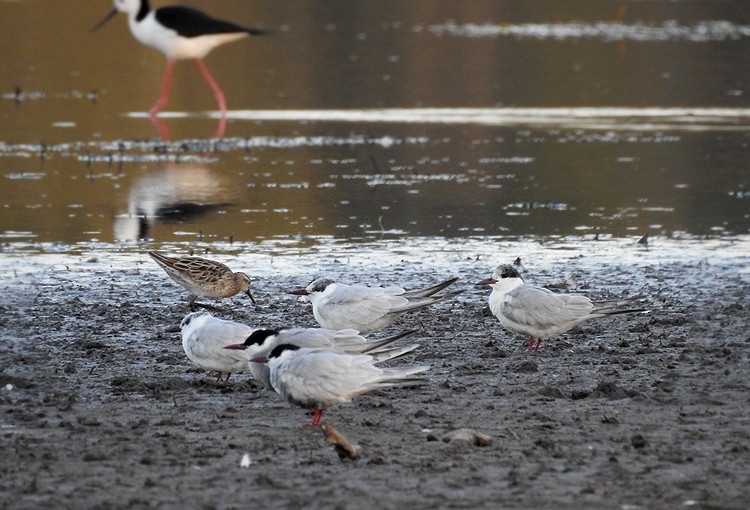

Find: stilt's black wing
<box><xmin>156</xmin><ymin>6</ymin><xmax>269</xmax><ymax>37</ymax></box>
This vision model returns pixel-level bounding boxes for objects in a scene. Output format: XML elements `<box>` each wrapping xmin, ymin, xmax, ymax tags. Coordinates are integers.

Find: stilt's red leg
<box><xmin>310</xmin><ymin>409</ymin><xmax>324</xmax><ymax>428</ymax></box>
<box><xmin>212</xmin><ymin>116</ymin><xmax>227</xmax><ymax>139</ymax></box>
<box><xmin>194</xmin><ymin>58</ymin><xmax>227</xmax><ymax>113</ymax></box>
<box><xmin>149</xmin><ymin>115</ymin><xmax>171</xmax><ymax>140</ymax></box>
<box><xmin>150</xmin><ymin>59</ymin><xmax>176</xmax><ymax>116</ymax></box>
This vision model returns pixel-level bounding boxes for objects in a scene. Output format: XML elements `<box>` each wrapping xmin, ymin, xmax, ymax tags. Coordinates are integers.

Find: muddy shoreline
<box><xmin>1</xmin><ymin>238</ymin><xmax>748</xmax><ymax>509</ymax></box>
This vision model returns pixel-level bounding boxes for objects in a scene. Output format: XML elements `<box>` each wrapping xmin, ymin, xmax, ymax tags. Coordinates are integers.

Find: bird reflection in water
<box><xmin>149</xmin><ymin>114</ymin><xmax>226</xmax><ymax>141</ymax></box>
<box><xmin>114</xmin><ymin>163</ymin><xmax>237</xmax><ymax>242</ymax></box>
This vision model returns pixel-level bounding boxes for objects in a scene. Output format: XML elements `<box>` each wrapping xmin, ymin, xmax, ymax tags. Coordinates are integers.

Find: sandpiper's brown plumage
<box><xmin>149</xmin><ymin>251</ymin><xmax>256</xmax><ymax>310</ymax></box>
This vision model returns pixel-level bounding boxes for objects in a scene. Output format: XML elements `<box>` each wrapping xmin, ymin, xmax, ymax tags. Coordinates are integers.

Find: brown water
<box><xmin>2</xmin><ymin>1</ymin><xmax>750</xmax><ymax>249</ymax></box>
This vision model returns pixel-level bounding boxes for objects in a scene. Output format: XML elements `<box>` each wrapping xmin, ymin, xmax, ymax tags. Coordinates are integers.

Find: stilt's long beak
<box><xmin>91</xmin><ymin>8</ymin><xmax>118</xmax><ymax>33</ymax></box>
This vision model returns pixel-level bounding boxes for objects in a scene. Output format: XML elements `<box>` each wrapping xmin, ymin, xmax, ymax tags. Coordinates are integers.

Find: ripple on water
<box><xmin>5</xmin><ymin>173</ymin><xmax>46</xmax><ymax>180</ymax></box>
<box><xmin>425</xmin><ymin>20</ymin><xmax>750</xmax><ymax>42</ymax></box>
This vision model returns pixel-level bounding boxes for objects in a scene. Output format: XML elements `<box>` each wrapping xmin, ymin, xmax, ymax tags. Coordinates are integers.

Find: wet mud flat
<box><xmin>0</xmin><ymin>239</ymin><xmax>748</xmax><ymax>509</ymax></box>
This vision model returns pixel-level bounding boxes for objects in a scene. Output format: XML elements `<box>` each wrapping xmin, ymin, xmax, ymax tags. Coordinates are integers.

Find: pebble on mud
<box><xmin>441</xmin><ymin>429</ymin><xmax>492</xmax><ymax>447</ymax></box>
<box><xmin>631</xmin><ymin>434</ymin><xmax>647</xmax><ymax>449</ymax></box>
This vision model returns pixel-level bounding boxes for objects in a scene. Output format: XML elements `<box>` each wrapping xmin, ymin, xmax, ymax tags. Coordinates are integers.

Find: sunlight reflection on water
<box><xmin>425</xmin><ymin>20</ymin><xmax>750</xmax><ymax>42</ymax></box>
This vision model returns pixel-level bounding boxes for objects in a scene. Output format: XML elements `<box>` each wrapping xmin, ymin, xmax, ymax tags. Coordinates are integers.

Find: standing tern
<box><xmin>224</xmin><ymin>328</ymin><xmax>418</xmax><ymax>389</ymax></box>
<box><xmin>149</xmin><ymin>251</ymin><xmax>256</xmax><ymax>310</ymax></box>
<box><xmin>180</xmin><ymin>311</ymin><xmax>256</xmax><ymax>382</ymax></box>
<box><xmin>478</xmin><ymin>264</ymin><xmax>646</xmax><ymax>351</ymax></box>
<box><xmin>251</xmin><ymin>344</ymin><xmax>429</xmax><ymax>427</ymax></box>
<box><xmin>288</xmin><ymin>276</ymin><xmax>462</xmax><ymax>334</ymax></box>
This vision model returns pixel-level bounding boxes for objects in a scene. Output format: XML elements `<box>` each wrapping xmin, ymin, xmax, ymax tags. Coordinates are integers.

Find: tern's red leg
<box><xmin>194</xmin><ymin>59</ymin><xmax>227</xmax><ymax>113</ymax></box>
<box><xmin>528</xmin><ymin>338</ymin><xmax>535</xmax><ymax>351</ymax></box>
<box><xmin>310</xmin><ymin>409</ymin><xmax>324</xmax><ymax>428</ymax></box>
<box><xmin>150</xmin><ymin>59</ymin><xmax>176</xmax><ymax>116</ymax></box>
<box><xmin>534</xmin><ymin>338</ymin><xmax>543</xmax><ymax>351</ymax></box>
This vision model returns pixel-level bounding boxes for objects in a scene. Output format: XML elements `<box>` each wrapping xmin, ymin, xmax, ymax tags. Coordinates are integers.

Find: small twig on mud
<box><xmin>506</xmin><ymin>426</ymin><xmax>519</xmax><ymax>440</ymax></box>
<box><xmin>320</xmin><ymin>421</ymin><xmax>362</xmax><ymax>460</ymax></box>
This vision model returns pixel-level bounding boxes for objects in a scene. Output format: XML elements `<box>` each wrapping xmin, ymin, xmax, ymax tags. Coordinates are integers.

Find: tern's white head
<box><xmin>180</xmin><ymin>310</ymin><xmax>212</xmax><ymax>333</ymax></box>
<box><xmin>478</xmin><ymin>264</ymin><xmax>524</xmax><ymax>293</ymax></box>
<box><xmin>288</xmin><ymin>278</ymin><xmax>336</xmax><ymax>302</ymax></box>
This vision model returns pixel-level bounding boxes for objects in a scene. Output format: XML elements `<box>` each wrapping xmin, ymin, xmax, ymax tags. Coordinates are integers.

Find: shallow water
<box><xmin>1</xmin><ymin>1</ymin><xmax>749</xmax><ymax>250</ymax></box>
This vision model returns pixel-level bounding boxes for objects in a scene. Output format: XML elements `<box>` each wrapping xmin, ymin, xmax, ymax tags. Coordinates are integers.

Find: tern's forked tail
<box><xmin>592</xmin><ymin>297</ymin><xmax>649</xmax><ymax>317</ymax></box>
<box><xmin>402</xmin><ymin>276</ymin><xmax>460</xmax><ymax>298</ymax></box>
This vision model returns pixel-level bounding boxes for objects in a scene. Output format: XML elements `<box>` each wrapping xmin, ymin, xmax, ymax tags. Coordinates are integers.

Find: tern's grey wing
<box><xmin>275</xmin><ymin>351</ymin><xmax>378</xmax><ymax>405</ymax></box>
<box><xmin>184</xmin><ymin>335</ymin><xmax>252</xmax><ymax>372</ymax></box>
<box><xmin>375</xmin><ymin>364</ymin><xmax>430</xmax><ymax>383</ymax></box>
<box><xmin>503</xmin><ymin>285</ymin><xmax>594</xmax><ymax>328</ymax></box>
<box><xmin>248</xmin><ymin>362</ymin><xmax>272</xmax><ymax>388</ymax></box>
<box><xmin>275</xmin><ymin>328</ymin><xmax>337</xmax><ymax>349</ymax></box>
<box><xmin>268</xmin><ymin>328</ymin><xmax>368</xmax><ymax>357</ymax></box>
<box><xmin>316</xmin><ymin>286</ymin><xmax>405</xmax><ymax>330</ymax></box>
<box><xmin>279</xmin><ymin>328</ymin><xmax>365</xmax><ymax>347</ymax></box>
<box><xmin>285</xmin><ymin>329</ymin><xmax>419</xmax><ymax>357</ymax></box>
<box><xmin>198</xmin><ymin>317</ymin><xmax>255</xmax><ymax>343</ymax></box>
<box><xmin>183</xmin><ymin>317</ymin><xmax>255</xmax><ymax>371</ymax></box>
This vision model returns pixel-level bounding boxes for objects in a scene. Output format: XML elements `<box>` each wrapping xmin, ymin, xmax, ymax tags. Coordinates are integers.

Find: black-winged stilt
<box><xmin>93</xmin><ymin>0</ymin><xmax>269</xmax><ymax>116</ymax></box>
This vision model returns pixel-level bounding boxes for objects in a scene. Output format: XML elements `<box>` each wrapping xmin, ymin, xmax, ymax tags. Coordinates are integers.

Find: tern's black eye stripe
<box><xmin>269</xmin><ymin>344</ymin><xmax>301</xmax><ymax>359</ymax></box>
<box><xmin>245</xmin><ymin>329</ymin><xmax>279</xmax><ymax>346</ymax></box>
<box><xmin>499</xmin><ymin>265</ymin><xmax>521</xmax><ymax>279</ymax></box>
<box><xmin>311</xmin><ymin>279</ymin><xmax>334</xmax><ymax>292</ymax></box>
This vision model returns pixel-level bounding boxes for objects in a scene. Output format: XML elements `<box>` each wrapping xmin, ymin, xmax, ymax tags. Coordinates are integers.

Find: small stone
<box><xmin>441</xmin><ymin>429</ymin><xmax>492</xmax><ymax>447</ymax></box>
<box><xmin>631</xmin><ymin>434</ymin><xmax>647</xmax><ymax>449</ymax></box>
<box><xmin>570</xmin><ymin>389</ymin><xmax>591</xmax><ymax>400</ymax></box>
<box><xmin>601</xmin><ymin>415</ymin><xmax>619</xmax><ymax>424</ymax></box>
